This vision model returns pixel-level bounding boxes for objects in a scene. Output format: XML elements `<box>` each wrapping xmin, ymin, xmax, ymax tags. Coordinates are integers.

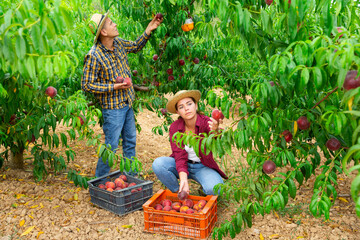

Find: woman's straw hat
<box><xmin>166</xmin><ymin>90</ymin><xmax>201</xmax><ymax>114</ymax></box>
<box><xmin>89</xmin><ymin>11</ymin><xmax>110</xmax><ymax>45</ymax></box>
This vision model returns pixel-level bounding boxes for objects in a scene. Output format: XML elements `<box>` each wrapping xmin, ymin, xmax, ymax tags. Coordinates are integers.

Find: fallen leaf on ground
<box><xmin>122</xmin><ymin>225</ymin><xmax>132</xmax><ymax>228</ymax></box>
<box><xmin>21</xmin><ymin>226</ymin><xmax>35</xmax><ymax>236</ymax></box>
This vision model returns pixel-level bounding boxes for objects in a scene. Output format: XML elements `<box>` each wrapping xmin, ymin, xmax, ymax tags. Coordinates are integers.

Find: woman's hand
<box><xmin>208</xmin><ymin>117</ymin><xmax>222</xmax><ymax>131</ymax></box>
<box><xmin>179</xmin><ymin>172</ymin><xmax>190</xmax><ymax>194</ymax></box>
<box><xmin>114</xmin><ymin>83</ymin><xmax>132</xmax><ymax>90</ymax></box>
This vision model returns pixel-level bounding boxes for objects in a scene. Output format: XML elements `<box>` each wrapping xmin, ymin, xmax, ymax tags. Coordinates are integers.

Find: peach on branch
<box><xmin>160</xmin><ymin>108</ymin><xmax>168</xmax><ymax>116</ymax></box>
<box><xmin>282</xmin><ymin>130</ymin><xmax>293</xmax><ymax>142</ymax></box>
<box><xmin>297</xmin><ymin>116</ymin><xmax>310</xmax><ymax>130</ymax></box>
<box><xmin>168</xmin><ymin>75</ymin><xmax>174</xmax><ymax>81</ymax></box>
<box><xmin>78</xmin><ymin>116</ymin><xmax>85</xmax><ymax>126</ymax></box>
<box><xmin>326</xmin><ymin>138</ymin><xmax>341</xmax><ymax>151</ymax></box>
<box><xmin>166</xmin><ymin>68</ymin><xmax>173</xmax><ymax>75</ymax></box>
<box><xmin>155</xmin><ymin>13</ymin><xmax>163</xmax><ymax>20</ymax></box>
<box><xmin>343</xmin><ymin>70</ymin><xmax>360</xmax><ymax>90</ymax></box>
<box><xmin>211</xmin><ymin>109</ymin><xmax>224</xmax><ymax>121</ymax></box>
<box><xmin>153</xmin><ymin>54</ymin><xmax>159</xmax><ymax>61</ymax></box>
<box><xmin>45</xmin><ymin>86</ymin><xmax>57</xmax><ymax>98</ymax></box>
<box><xmin>179</xmin><ymin>59</ymin><xmax>185</xmax><ymax>66</ymax></box>
<box><xmin>132</xmin><ymin>70</ymin><xmax>138</xmax><ymax>76</ymax></box>
<box><xmin>193</xmin><ymin>58</ymin><xmax>199</xmax><ymax>64</ymax></box>
<box><xmin>263</xmin><ymin>160</ymin><xmax>276</xmax><ymax>174</ymax></box>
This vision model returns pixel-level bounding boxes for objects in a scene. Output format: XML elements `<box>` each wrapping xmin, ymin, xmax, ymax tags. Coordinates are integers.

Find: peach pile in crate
<box><xmin>152</xmin><ymin>192</ymin><xmax>207</xmax><ymax>214</ymax></box>
<box><xmin>97</xmin><ymin>174</ymin><xmax>142</xmax><ymax>193</ymax></box>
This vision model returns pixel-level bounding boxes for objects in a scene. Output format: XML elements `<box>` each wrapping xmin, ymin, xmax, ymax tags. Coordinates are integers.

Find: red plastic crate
<box><xmin>143</xmin><ymin>189</ymin><xmax>218</xmax><ymax>239</ymax></box>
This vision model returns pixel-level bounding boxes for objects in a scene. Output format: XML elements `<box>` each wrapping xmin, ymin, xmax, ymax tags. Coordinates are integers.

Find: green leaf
<box><xmin>313</xmin><ymin>67</ymin><xmax>323</xmax><ymax>90</ymax></box>
<box><xmin>351</xmin><ymin>174</ymin><xmax>360</xmax><ymax>201</ymax></box>
<box><xmin>287</xmin><ymin>179</ymin><xmax>297</xmax><ymax>199</ymax></box>
<box><xmin>342</xmin><ymin>145</ymin><xmax>360</xmax><ymax>175</ymax></box>
<box><xmin>299</xmin><ymin>68</ymin><xmax>310</xmax><ymax>90</ymax></box>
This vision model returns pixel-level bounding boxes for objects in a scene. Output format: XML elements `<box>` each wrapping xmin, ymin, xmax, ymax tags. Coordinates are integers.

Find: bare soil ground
<box><xmin>1</xmin><ymin>109</ymin><xmax>359</xmax><ymax>240</ymax></box>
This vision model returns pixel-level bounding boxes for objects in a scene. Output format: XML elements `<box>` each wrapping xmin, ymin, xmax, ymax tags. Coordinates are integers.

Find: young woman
<box><xmin>152</xmin><ymin>90</ymin><xmax>228</xmax><ymax>195</ymax></box>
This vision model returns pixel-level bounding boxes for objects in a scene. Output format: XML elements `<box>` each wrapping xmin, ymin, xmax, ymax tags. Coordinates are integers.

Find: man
<box><xmin>82</xmin><ymin>11</ymin><xmax>163</xmax><ymax>177</ymax></box>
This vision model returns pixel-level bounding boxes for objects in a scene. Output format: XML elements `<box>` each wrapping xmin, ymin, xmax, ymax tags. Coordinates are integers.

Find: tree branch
<box><xmin>311</xmin><ymin>87</ymin><xmax>339</xmax><ymax>109</ymax></box>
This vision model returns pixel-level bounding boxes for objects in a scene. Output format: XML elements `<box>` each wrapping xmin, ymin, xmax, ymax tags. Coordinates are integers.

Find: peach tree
<box><xmin>121</xmin><ymin>0</ymin><xmax>360</xmax><ymax>238</ymax></box>
<box><xmin>0</xmin><ymin>0</ymin><xmax>144</xmax><ymax>187</ymax></box>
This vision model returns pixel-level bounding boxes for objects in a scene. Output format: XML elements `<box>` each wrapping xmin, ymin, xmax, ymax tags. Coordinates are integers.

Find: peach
<box><xmin>124</xmin><ymin>182</ymin><xmax>129</xmax><ymax>188</ymax></box>
<box><xmin>116</xmin><ymin>181</ymin><xmax>126</xmax><ymax>189</ymax></box>
<box><xmin>160</xmin><ymin>199</ymin><xmax>172</xmax><ymax>207</ymax></box>
<box><xmin>98</xmin><ymin>184</ymin><xmax>106</xmax><ymax>189</ymax></box>
<box><xmin>186</xmin><ymin>209</ymin><xmax>195</xmax><ymax>214</ymax></box>
<box><xmin>106</xmin><ymin>188</ymin><xmax>114</xmax><ymax>192</ymax></box>
<box><xmin>128</xmin><ymin>182</ymin><xmax>137</xmax><ymax>187</ymax></box>
<box><xmin>183</xmin><ymin>199</ymin><xmax>194</xmax><ymax>208</ymax></box>
<box><xmin>172</xmin><ymin>202</ymin><xmax>182</xmax><ymax>212</ymax></box>
<box><xmin>178</xmin><ymin>191</ymin><xmax>188</xmax><ymax>200</ymax></box>
<box><xmin>105</xmin><ymin>181</ymin><xmax>115</xmax><ymax>189</ymax></box>
<box><xmin>163</xmin><ymin>206</ymin><xmax>172</xmax><ymax>211</ymax></box>
<box><xmin>114</xmin><ymin>178</ymin><xmax>124</xmax><ymax>185</ymax></box>
<box><xmin>131</xmin><ymin>189</ymin><xmax>138</xmax><ymax>193</ymax></box>
<box><xmin>115</xmin><ymin>187</ymin><xmax>122</xmax><ymax>191</ymax></box>
<box><xmin>154</xmin><ymin>204</ymin><xmax>163</xmax><ymax>210</ymax></box>
<box><xmin>137</xmin><ymin>187</ymin><xmax>142</xmax><ymax>191</ymax></box>
<box><xmin>180</xmin><ymin>206</ymin><xmax>189</xmax><ymax>213</ymax></box>
<box><xmin>198</xmin><ymin>200</ymin><xmax>207</xmax><ymax>209</ymax></box>
<box><xmin>170</xmin><ymin>210</ymin><xmax>177</xmax><ymax>213</ymax></box>
<box><xmin>119</xmin><ymin>175</ymin><xmax>127</xmax><ymax>182</ymax></box>
<box><xmin>193</xmin><ymin>203</ymin><xmax>200</xmax><ymax>211</ymax></box>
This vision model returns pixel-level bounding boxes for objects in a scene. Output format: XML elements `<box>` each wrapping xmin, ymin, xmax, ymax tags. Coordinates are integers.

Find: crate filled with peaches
<box><xmin>143</xmin><ymin>189</ymin><xmax>218</xmax><ymax>239</ymax></box>
<box><xmin>87</xmin><ymin>170</ymin><xmax>153</xmax><ymax>216</ymax></box>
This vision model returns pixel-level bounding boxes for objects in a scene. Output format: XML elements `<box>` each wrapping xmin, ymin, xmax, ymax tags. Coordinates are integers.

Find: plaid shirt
<box><xmin>82</xmin><ymin>32</ymin><xmax>150</xmax><ymax>109</ymax></box>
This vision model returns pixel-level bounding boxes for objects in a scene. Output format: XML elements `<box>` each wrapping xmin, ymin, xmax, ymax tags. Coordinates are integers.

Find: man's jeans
<box><xmin>152</xmin><ymin>156</ymin><xmax>224</xmax><ymax>195</ymax></box>
<box><xmin>95</xmin><ymin>106</ymin><xmax>136</xmax><ymax>177</ymax></box>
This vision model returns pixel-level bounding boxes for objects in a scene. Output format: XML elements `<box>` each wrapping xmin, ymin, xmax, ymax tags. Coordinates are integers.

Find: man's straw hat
<box><xmin>166</xmin><ymin>90</ymin><xmax>201</xmax><ymax>114</ymax></box>
<box><xmin>89</xmin><ymin>11</ymin><xmax>110</xmax><ymax>45</ymax></box>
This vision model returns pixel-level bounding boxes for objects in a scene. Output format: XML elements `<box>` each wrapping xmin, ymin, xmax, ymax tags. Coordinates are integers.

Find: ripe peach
<box><xmin>114</xmin><ymin>178</ymin><xmax>124</xmax><ymax>185</ymax></box>
<box><xmin>180</xmin><ymin>206</ymin><xmax>189</xmax><ymax>213</ymax></box>
<box><xmin>124</xmin><ymin>77</ymin><xmax>132</xmax><ymax>85</ymax></box>
<box><xmin>178</xmin><ymin>191</ymin><xmax>188</xmax><ymax>200</ymax></box>
<box><xmin>115</xmin><ymin>187</ymin><xmax>122</xmax><ymax>191</ymax></box>
<box><xmin>198</xmin><ymin>200</ymin><xmax>207</xmax><ymax>209</ymax></box>
<box><xmin>166</xmin><ymin>68</ymin><xmax>173</xmax><ymax>75</ymax></box>
<box><xmin>137</xmin><ymin>187</ymin><xmax>142</xmax><ymax>191</ymax></box>
<box><xmin>163</xmin><ymin>206</ymin><xmax>172</xmax><ymax>211</ymax></box>
<box><xmin>183</xmin><ymin>199</ymin><xmax>194</xmax><ymax>208</ymax></box>
<box><xmin>179</xmin><ymin>59</ymin><xmax>185</xmax><ymax>66</ymax></box>
<box><xmin>161</xmin><ymin>108</ymin><xmax>167</xmax><ymax>116</ymax></box>
<box><xmin>98</xmin><ymin>184</ymin><xmax>106</xmax><ymax>189</ymax></box>
<box><xmin>170</xmin><ymin>210</ymin><xmax>177</xmax><ymax>212</ymax></box>
<box><xmin>186</xmin><ymin>209</ymin><xmax>195</xmax><ymax>214</ymax></box>
<box><xmin>153</xmin><ymin>54</ymin><xmax>159</xmax><ymax>61</ymax></box>
<box><xmin>160</xmin><ymin>199</ymin><xmax>172</xmax><ymax>207</ymax></box>
<box><xmin>168</xmin><ymin>75</ymin><xmax>174</xmax><ymax>81</ymax></box>
<box><xmin>211</xmin><ymin>109</ymin><xmax>224</xmax><ymax>121</ymax></box>
<box><xmin>172</xmin><ymin>202</ymin><xmax>182</xmax><ymax>212</ymax></box>
<box><xmin>263</xmin><ymin>160</ymin><xmax>276</xmax><ymax>174</ymax></box>
<box><xmin>128</xmin><ymin>182</ymin><xmax>136</xmax><ymax>187</ymax></box>
<box><xmin>193</xmin><ymin>203</ymin><xmax>200</xmax><ymax>211</ymax></box>
<box><xmin>297</xmin><ymin>116</ymin><xmax>310</xmax><ymax>130</ymax></box>
<box><xmin>78</xmin><ymin>116</ymin><xmax>85</xmax><ymax>125</ymax></box>
<box><xmin>105</xmin><ymin>181</ymin><xmax>115</xmax><ymax>189</ymax></box>
<box><xmin>154</xmin><ymin>204</ymin><xmax>163</xmax><ymax>210</ymax></box>
<box><xmin>326</xmin><ymin>138</ymin><xmax>341</xmax><ymax>151</ymax></box>
<box><xmin>343</xmin><ymin>70</ymin><xmax>360</xmax><ymax>90</ymax></box>
<box><xmin>132</xmin><ymin>70</ymin><xmax>138</xmax><ymax>76</ymax></box>
<box><xmin>116</xmin><ymin>76</ymin><xmax>124</xmax><ymax>83</ymax></box>
<box><xmin>106</xmin><ymin>188</ymin><xmax>114</xmax><ymax>192</ymax></box>
<box><xmin>193</xmin><ymin>57</ymin><xmax>199</xmax><ymax>64</ymax></box>
<box><xmin>282</xmin><ymin>130</ymin><xmax>293</xmax><ymax>142</ymax></box>
<box><xmin>123</xmin><ymin>182</ymin><xmax>129</xmax><ymax>188</ymax></box>
<box><xmin>45</xmin><ymin>86</ymin><xmax>57</xmax><ymax>98</ymax></box>
<box><xmin>131</xmin><ymin>189</ymin><xmax>138</xmax><ymax>193</ymax></box>
<box><xmin>155</xmin><ymin>13</ymin><xmax>163</xmax><ymax>20</ymax></box>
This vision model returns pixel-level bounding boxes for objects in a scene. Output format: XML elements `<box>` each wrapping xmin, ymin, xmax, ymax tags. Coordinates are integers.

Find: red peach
<box><xmin>183</xmin><ymin>199</ymin><xmax>194</xmax><ymax>208</ymax></box>
<box><xmin>180</xmin><ymin>206</ymin><xmax>189</xmax><ymax>213</ymax></box>
<box><xmin>154</xmin><ymin>204</ymin><xmax>163</xmax><ymax>210</ymax></box>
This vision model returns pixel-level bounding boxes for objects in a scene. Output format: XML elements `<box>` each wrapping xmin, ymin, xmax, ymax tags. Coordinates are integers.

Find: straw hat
<box><xmin>89</xmin><ymin>11</ymin><xmax>110</xmax><ymax>45</ymax></box>
<box><xmin>166</xmin><ymin>90</ymin><xmax>201</xmax><ymax>114</ymax></box>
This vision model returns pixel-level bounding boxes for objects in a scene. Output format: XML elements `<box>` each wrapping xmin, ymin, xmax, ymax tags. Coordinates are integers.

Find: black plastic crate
<box><xmin>87</xmin><ymin>170</ymin><xmax>153</xmax><ymax>216</ymax></box>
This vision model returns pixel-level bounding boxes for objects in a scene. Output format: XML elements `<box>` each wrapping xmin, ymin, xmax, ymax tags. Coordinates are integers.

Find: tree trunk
<box><xmin>9</xmin><ymin>148</ymin><xmax>24</xmax><ymax>169</ymax></box>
